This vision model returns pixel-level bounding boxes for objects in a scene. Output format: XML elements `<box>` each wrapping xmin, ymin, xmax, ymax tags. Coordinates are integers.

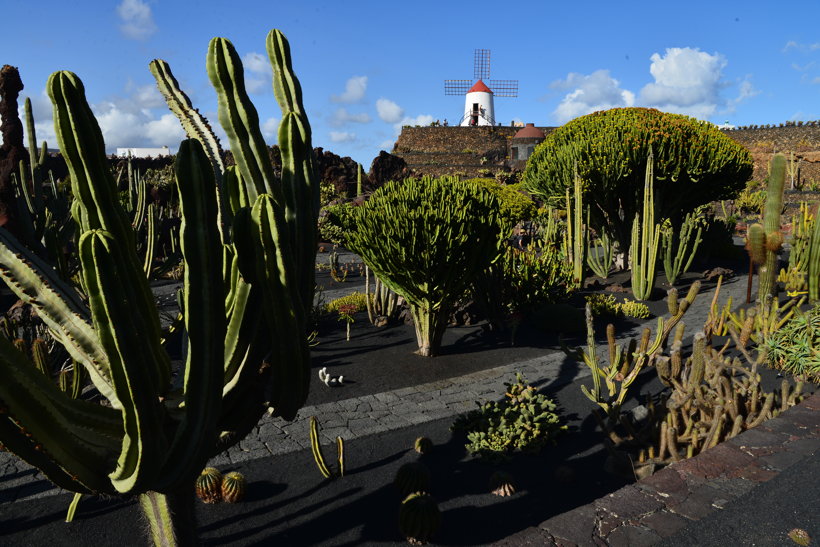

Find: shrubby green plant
<box><xmin>345</xmin><ymin>176</ymin><xmax>503</xmax><ymax>356</ymax></box>
<box><xmin>585</xmin><ymin>294</ymin><xmax>650</xmax><ymax>319</ymax></box>
<box><xmin>462</xmin><ymin>177</ymin><xmax>537</xmax><ymax>233</ymax></box>
<box><xmin>451</xmin><ymin>373</ymin><xmax>565</xmax><ymax>461</ymax></box>
<box><xmin>523</xmin><ymin>107</ymin><xmax>753</xmax><ymax>257</ymax></box>
<box><xmin>620</xmin><ymin>299</ymin><xmax>651</xmax><ymax>319</ymax></box>
<box><xmin>325</xmin><ymin>292</ymin><xmax>370</xmax><ymax>315</ymax></box>
<box><xmin>765</xmin><ymin>305</ymin><xmax>820</xmax><ymax>382</ymax></box>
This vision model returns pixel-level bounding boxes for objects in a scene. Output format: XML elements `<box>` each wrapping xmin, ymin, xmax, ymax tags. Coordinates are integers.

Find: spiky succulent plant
<box><xmin>195</xmin><ymin>468</ymin><xmax>223</xmax><ymax>504</ymax></box>
<box><xmin>398</xmin><ymin>492</ymin><xmax>441</xmax><ymax>545</ymax></box>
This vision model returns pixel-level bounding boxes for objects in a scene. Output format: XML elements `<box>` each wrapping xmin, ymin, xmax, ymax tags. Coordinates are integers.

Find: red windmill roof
<box><xmin>468</xmin><ymin>79</ymin><xmax>493</xmax><ymax>94</ymax></box>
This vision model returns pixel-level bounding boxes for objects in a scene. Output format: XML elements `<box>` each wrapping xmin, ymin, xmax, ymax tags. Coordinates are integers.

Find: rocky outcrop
<box><xmin>368</xmin><ymin>150</ymin><xmax>412</xmax><ymax>188</ymax></box>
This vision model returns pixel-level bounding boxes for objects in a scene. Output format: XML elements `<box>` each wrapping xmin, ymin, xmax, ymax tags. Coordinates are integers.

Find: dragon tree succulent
<box><xmin>345</xmin><ymin>176</ymin><xmax>504</xmax><ymax>356</ymax></box>
<box><xmin>0</xmin><ymin>29</ymin><xmax>318</xmax><ymax>546</ymax></box>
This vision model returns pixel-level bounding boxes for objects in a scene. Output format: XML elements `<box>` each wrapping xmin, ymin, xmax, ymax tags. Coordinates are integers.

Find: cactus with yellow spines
<box><xmin>0</xmin><ymin>29</ymin><xmax>318</xmax><ymax>546</ymax></box>
<box><xmin>630</xmin><ymin>149</ymin><xmax>661</xmax><ymax>301</ymax></box>
<box><xmin>745</xmin><ymin>154</ymin><xmax>787</xmax><ymax>302</ymax></box>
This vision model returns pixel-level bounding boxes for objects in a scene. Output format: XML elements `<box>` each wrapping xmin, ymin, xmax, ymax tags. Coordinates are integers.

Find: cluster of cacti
<box><xmin>523</xmin><ymin>107</ymin><xmax>753</xmax><ymax>259</ymax></box>
<box><xmin>568</xmin><ymin>279</ymin><xmax>804</xmax><ymax>479</ymax></box>
<box><xmin>584</xmin><ymin>294</ymin><xmax>650</xmax><ymax>319</ymax></box>
<box><xmin>451</xmin><ymin>373</ymin><xmax>565</xmax><ymax>461</ymax></box>
<box><xmin>587</xmin><ymin>226</ymin><xmax>614</xmax><ymax>279</ymax></box>
<box><xmin>732</xmin><ymin>187</ymin><xmax>767</xmax><ymax>214</ymax></box>
<box><xmin>488</xmin><ymin>470</ymin><xmax>516</xmax><ymax>497</ymax></box>
<box><xmin>0</xmin><ymin>29</ymin><xmax>318</xmax><ymax>545</ymax></box>
<box><xmin>661</xmin><ymin>210</ymin><xmax>704</xmax><ymax>286</ymax></box>
<box><xmin>566</xmin><ymin>282</ymin><xmax>700</xmax><ymax>421</ymax></box>
<box><xmin>562</xmin><ymin>172</ymin><xmax>589</xmax><ymax>288</ymax></box>
<box><xmin>725</xmin><ymin>293</ymin><xmax>802</xmax><ymax>347</ymax></box>
<box><xmin>10</xmin><ymin>97</ymin><xmax>75</xmax><ymax>282</ymax></box>
<box><xmin>194</xmin><ymin>468</ymin><xmax>246</xmax><ymax>504</ymax></box>
<box><xmin>746</xmin><ymin>154</ymin><xmax>787</xmax><ymax>302</ymax></box>
<box><xmin>309</xmin><ymin>416</ymin><xmax>345</xmax><ymax>479</ymax></box>
<box><xmin>785</xmin><ymin>200</ymin><xmax>820</xmax><ymax>301</ymax></box>
<box><xmin>629</xmin><ymin>150</ymin><xmax>661</xmax><ymax>301</ymax></box>
<box><xmin>764</xmin><ymin>304</ymin><xmax>820</xmax><ymax>382</ymax></box>
<box><xmin>345</xmin><ymin>176</ymin><xmax>504</xmax><ymax>356</ymax></box>
<box><xmin>461</xmin><ymin>177</ymin><xmax>537</xmax><ymax>234</ymax></box>
<box><xmin>365</xmin><ymin>265</ymin><xmax>403</xmax><ymax>327</ymax></box>
<box><xmin>398</xmin><ymin>491</ymin><xmax>441</xmax><ymax>545</ymax></box>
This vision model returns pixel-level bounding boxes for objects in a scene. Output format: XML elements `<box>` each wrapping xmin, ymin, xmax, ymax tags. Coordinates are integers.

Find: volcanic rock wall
<box><xmin>393</xmin><ymin>123</ymin><xmax>820</xmax><ymax>186</ymax></box>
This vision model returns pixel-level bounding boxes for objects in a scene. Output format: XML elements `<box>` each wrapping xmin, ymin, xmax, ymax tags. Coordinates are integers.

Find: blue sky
<box><xmin>5</xmin><ymin>1</ymin><xmax>820</xmax><ymax>167</ymax></box>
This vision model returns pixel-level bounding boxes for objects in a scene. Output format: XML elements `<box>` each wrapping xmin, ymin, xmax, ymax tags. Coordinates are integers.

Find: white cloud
<box><xmin>329</xmin><ymin>131</ymin><xmax>356</xmax><ymax>143</ymax></box>
<box><xmin>638</xmin><ymin>47</ymin><xmax>726</xmax><ymax>118</ymax></box>
<box><xmin>261</xmin><ymin>117</ymin><xmax>279</xmax><ymax>139</ymax></box>
<box><xmin>144</xmin><ymin>114</ymin><xmax>187</xmax><ymax>146</ymax></box>
<box><xmin>376</xmin><ymin>98</ymin><xmax>404</xmax><ymax>123</ymax></box>
<box><xmin>399</xmin><ymin>114</ymin><xmax>434</xmax><ymax>127</ymax></box>
<box><xmin>551</xmin><ymin>70</ymin><xmax>635</xmax><ymax>123</ymax></box>
<box><xmin>330</xmin><ymin>107</ymin><xmax>371</xmax><ymax>127</ymax></box>
<box><xmin>331</xmin><ymin>76</ymin><xmax>367</xmax><ymax>103</ymax></box>
<box><xmin>94</xmin><ymin>102</ymin><xmax>184</xmax><ymax>148</ymax></box>
<box><xmin>243</xmin><ymin>52</ymin><xmax>272</xmax><ymax>94</ymax></box>
<box><xmin>783</xmin><ymin>40</ymin><xmax>820</xmax><ymax>53</ymax></box>
<box><xmin>117</xmin><ymin>0</ymin><xmax>157</xmax><ymax>41</ymax></box>
<box><xmin>379</xmin><ymin>139</ymin><xmax>395</xmax><ymax>150</ymax></box>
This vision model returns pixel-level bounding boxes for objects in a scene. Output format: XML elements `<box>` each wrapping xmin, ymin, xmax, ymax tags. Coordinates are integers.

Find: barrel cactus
<box><xmin>413</xmin><ymin>436</ymin><xmax>433</xmax><ymax>455</ymax></box>
<box><xmin>345</xmin><ymin>176</ymin><xmax>504</xmax><ymax>356</ymax></box>
<box><xmin>221</xmin><ymin>471</ymin><xmax>247</xmax><ymax>503</ymax></box>
<box><xmin>0</xmin><ymin>29</ymin><xmax>317</xmax><ymax>546</ymax></box>
<box><xmin>196</xmin><ymin>468</ymin><xmax>223</xmax><ymax>504</ymax></box>
<box><xmin>394</xmin><ymin>461</ymin><xmax>432</xmax><ymax>497</ymax></box>
<box><xmin>399</xmin><ymin>491</ymin><xmax>441</xmax><ymax>545</ymax></box>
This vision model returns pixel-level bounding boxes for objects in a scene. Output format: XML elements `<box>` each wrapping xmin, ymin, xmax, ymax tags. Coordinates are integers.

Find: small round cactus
<box><xmin>221</xmin><ymin>471</ymin><xmax>247</xmax><ymax>503</ymax></box>
<box><xmin>399</xmin><ymin>492</ymin><xmax>441</xmax><ymax>545</ymax></box>
<box><xmin>394</xmin><ymin>461</ymin><xmax>431</xmax><ymax>497</ymax></box>
<box><xmin>195</xmin><ymin>467</ymin><xmax>223</xmax><ymax>504</ymax></box>
<box><xmin>488</xmin><ymin>471</ymin><xmax>516</xmax><ymax>497</ymax></box>
<box><xmin>414</xmin><ymin>437</ymin><xmax>433</xmax><ymax>455</ymax></box>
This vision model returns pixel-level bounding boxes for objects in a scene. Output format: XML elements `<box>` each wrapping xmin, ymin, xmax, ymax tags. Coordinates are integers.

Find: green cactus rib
<box><xmin>809</xmin><ymin>202</ymin><xmax>820</xmax><ymax>301</ymax></box>
<box><xmin>79</xmin><ymin>230</ymin><xmax>165</xmax><ymax>493</ymax></box>
<box><xmin>0</xmin><ymin>336</ymin><xmax>121</xmax><ymax>494</ymax></box>
<box><xmin>0</xmin><ymin>229</ymin><xmax>117</xmax><ymax>406</ymax></box>
<box><xmin>249</xmin><ymin>194</ymin><xmax>309</xmax><ymax>419</ymax></box>
<box><xmin>753</xmin><ymin>154</ymin><xmax>786</xmax><ymax>301</ymax></box>
<box><xmin>267</xmin><ymin>29</ymin><xmax>319</xmax><ymax>314</ymax></box>
<box><xmin>148</xmin><ymin>59</ymin><xmax>228</xmax><ymax>241</ymax></box>
<box><xmin>155</xmin><ymin>139</ymin><xmax>225</xmax><ymax>489</ymax></box>
<box><xmin>48</xmin><ymin>71</ymin><xmax>171</xmax><ymax>399</ymax></box>
<box><xmin>207</xmin><ymin>37</ymin><xmax>282</xmax><ymax>206</ymax></box>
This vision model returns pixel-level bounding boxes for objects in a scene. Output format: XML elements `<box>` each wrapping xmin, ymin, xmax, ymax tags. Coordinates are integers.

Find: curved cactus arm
<box><xmin>0</xmin><ymin>336</ymin><xmax>121</xmax><ymax>494</ymax></box>
<box><xmin>249</xmin><ymin>194</ymin><xmax>309</xmax><ymax>420</ymax></box>
<box><xmin>0</xmin><ymin>228</ymin><xmax>118</xmax><ymax>406</ymax></box>
<box><xmin>79</xmin><ymin>230</ymin><xmax>167</xmax><ymax>494</ymax></box>
<box><xmin>155</xmin><ymin>139</ymin><xmax>226</xmax><ymax>489</ymax></box>
<box><xmin>149</xmin><ymin>59</ymin><xmax>229</xmax><ymax>241</ymax></box>
<box><xmin>267</xmin><ymin>29</ymin><xmax>319</xmax><ymax>312</ymax></box>
<box><xmin>207</xmin><ymin>37</ymin><xmax>282</xmax><ymax>206</ymax></box>
<box><xmin>49</xmin><ymin>70</ymin><xmax>171</xmax><ymax>395</ymax></box>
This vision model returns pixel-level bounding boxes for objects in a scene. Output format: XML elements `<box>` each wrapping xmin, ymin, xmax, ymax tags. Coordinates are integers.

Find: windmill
<box><xmin>444</xmin><ymin>49</ymin><xmax>518</xmax><ymax>127</ymax></box>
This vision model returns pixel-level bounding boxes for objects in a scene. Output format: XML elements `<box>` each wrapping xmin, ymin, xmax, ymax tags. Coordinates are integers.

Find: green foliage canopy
<box><xmin>522</xmin><ymin>107</ymin><xmax>753</xmax><ymax>250</ymax></box>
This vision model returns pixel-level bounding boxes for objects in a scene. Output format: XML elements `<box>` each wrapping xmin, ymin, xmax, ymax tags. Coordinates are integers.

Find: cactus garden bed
<box><xmin>2</xmin><ymin>246</ymin><xmax>814</xmax><ymax>546</ymax></box>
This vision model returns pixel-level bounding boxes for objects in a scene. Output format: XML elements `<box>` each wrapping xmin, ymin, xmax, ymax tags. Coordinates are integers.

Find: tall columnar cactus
<box><xmin>563</xmin><ymin>171</ymin><xmax>588</xmax><ymax>289</ymax></box>
<box><xmin>0</xmin><ymin>29</ymin><xmax>317</xmax><ymax>546</ymax></box>
<box><xmin>345</xmin><ymin>176</ymin><xmax>503</xmax><ymax>356</ymax></box>
<box><xmin>630</xmin><ymin>152</ymin><xmax>661</xmax><ymax>300</ymax></box>
<box><xmin>746</xmin><ymin>154</ymin><xmax>786</xmax><ymax>302</ymax></box>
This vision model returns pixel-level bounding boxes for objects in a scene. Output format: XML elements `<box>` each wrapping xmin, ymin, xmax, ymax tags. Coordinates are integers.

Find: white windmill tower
<box><xmin>445</xmin><ymin>49</ymin><xmax>518</xmax><ymax>126</ymax></box>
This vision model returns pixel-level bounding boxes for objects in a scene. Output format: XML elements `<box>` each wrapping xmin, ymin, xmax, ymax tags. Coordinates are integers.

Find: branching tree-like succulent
<box><xmin>0</xmin><ymin>29</ymin><xmax>318</xmax><ymax>546</ymax></box>
<box><xmin>522</xmin><ymin>107</ymin><xmax>753</xmax><ymax>259</ymax></box>
<box><xmin>345</xmin><ymin>177</ymin><xmax>503</xmax><ymax>356</ymax></box>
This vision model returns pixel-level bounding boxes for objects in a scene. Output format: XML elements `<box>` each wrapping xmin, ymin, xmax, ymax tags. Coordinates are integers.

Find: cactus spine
<box><xmin>630</xmin><ymin>151</ymin><xmax>661</xmax><ymax>301</ymax></box>
<box><xmin>746</xmin><ymin>154</ymin><xmax>786</xmax><ymax>302</ymax></box>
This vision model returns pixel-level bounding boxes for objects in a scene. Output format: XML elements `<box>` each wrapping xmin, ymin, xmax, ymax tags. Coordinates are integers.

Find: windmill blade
<box><xmin>474</xmin><ymin>49</ymin><xmax>490</xmax><ymax>80</ymax></box>
<box><xmin>489</xmin><ymin>80</ymin><xmax>518</xmax><ymax>97</ymax></box>
<box><xmin>444</xmin><ymin>80</ymin><xmax>472</xmax><ymax>95</ymax></box>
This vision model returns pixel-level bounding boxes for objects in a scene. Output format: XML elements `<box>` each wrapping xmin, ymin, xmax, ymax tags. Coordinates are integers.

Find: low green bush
<box><xmin>451</xmin><ymin>373</ymin><xmax>565</xmax><ymax>461</ymax></box>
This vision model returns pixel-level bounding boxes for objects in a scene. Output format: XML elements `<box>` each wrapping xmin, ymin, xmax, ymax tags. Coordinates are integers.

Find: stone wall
<box><xmin>393</xmin><ymin>123</ymin><xmax>820</xmax><ymax>187</ymax></box>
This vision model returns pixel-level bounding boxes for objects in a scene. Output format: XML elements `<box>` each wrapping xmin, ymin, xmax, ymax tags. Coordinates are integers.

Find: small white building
<box><xmin>116</xmin><ymin>146</ymin><xmax>171</xmax><ymax>158</ymax></box>
<box><xmin>460</xmin><ymin>80</ymin><xmax>495</xmax><ymax>127</ymax></box>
